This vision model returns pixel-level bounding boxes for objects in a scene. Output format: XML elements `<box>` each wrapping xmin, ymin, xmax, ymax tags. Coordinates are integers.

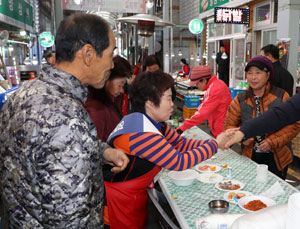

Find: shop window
<box><xmin>215</xmin><ymin>24</ymin><xmax>224</xmax><ymax>37</ymax></box>
<box><xmin>207</xmin><ymin>42</ymin><xmax>216</xmax><ymax>74</ymax></box>
<box><xmin>224</xmin><ymin>24</ymin><xmax>232</xmax><ymax>35</ymax></box>
<box><xmin>208</xmin><ymin>23</ymin><xmax>215</xmax><ymax>37</ymax></box>
<box><xmin>234</xmin><ymin>24</ymin><xmax>243</xmax><ymax>33</ymax></box>
<box><xmin>262</xmin><ymin>30</ymin><xmax>277</xmax><ymax>46</ymax></box>
<box><xmin>255</xmin><ymin>4</ymin><xmax>270</xmax><ymax>23</ymax></box>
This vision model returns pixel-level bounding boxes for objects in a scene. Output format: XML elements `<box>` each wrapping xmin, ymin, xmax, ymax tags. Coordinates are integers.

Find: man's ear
<box><xmin>81</xmin><ymin>44</ymin><xmax>94</xmax><ymax>66</ymax></box>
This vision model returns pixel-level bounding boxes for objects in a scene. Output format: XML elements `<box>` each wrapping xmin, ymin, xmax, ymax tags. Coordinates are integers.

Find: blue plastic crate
<box><xmin>0</xmin><ymin>86</ymin><xmax>19</xmax><ymax>112</ymax></box>
<box><xmin>229</xmin><ymin>88</ymin><xmax>246</xmax><ymax>99</ymax></box>
<box><xmin>184</xmin><ymin>95</ymin><xmax>200</xmax><ymax>108</ymax></box>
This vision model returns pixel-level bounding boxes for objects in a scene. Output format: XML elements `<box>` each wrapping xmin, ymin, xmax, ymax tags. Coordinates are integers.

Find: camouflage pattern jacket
<box><xmin>0</xmin><ymin>64</ymin><xmax>109</xmax><ymax>228</ymax></box>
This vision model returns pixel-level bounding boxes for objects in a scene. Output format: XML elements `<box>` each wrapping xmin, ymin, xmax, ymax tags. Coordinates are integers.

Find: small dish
<box><xmin>208</xmin><ymin>200</ymin><xmax>229</xmax><ymax>213</ymax></box>
<box><xmin>197</xmin><ymin>173</ymin><xmax>223</xmax><ymax>184</ymax></box>
<box><xmin>168</xmin><ymin>169</ymin><xmax>199</xmax><ymax>186</ymax></box>
<box><xmin>238</xmin><ymin>195</ymin><xmax>276</xmax><ymax>212</ymax></box>
<box><xmin>223</xmin><ymin>191</ymin><xmax>252</xmax><ymax>204</ymax></box>
<box><xmin>215</xmin><ymin>180</ymin><xmax>245</xmax><ymax>191</ymax></box>
<box><xmin>195</xmin><ymin>164</ymin><xmax>221</xmax><ymax>173</ymax></box>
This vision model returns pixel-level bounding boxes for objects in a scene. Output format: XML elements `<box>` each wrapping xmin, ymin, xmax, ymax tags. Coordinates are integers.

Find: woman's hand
<box><xmin>258</xmin><ymin>139</ymin><xmax>272</xmax><ymax>151</ymax></box>
<box><xmin>216</xmin><ymin>129</ymin><xmax>236</xmax><ymax>150</ymax></box>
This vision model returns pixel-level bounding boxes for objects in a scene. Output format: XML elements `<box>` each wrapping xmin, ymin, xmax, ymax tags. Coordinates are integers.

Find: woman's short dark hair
<box><xmin>129</xmin><ymin>70</ymin><xmax>174</xmax><ymax>113</ymax></box>
<box><xmin>55</xmin><ymin>13</ymin><xmax>110</xmax><ymax>63</ymax></box>
<box><xmin>145</xmin><ymin>55</ymin><xmax>161</xmax><ymax>68</ymax></box>
<box><xmin>109</xmin><ymin>56</ymin><xmax>131</xmax><ymax>80</ymax></box>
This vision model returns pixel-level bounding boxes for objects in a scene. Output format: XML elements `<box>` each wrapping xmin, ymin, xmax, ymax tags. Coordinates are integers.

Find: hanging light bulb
<box><xmin>221</xmin><ymin>52</ymin><xmax>228</xmax><ymax>59</ymax></box>
<box><xmin>202</xmin><ymin>52</ymin><xmax>207</xmax><ymax>59</ymax></box>
<box><xmin>165</xmin><ymin>50</ymin><xmax>169</xmax><ymax>57</ymax></box>
<box><xmin>20</xmin><ymin>30</ymin><xmax>26</xmax><ymax>36</ymax></box>
<box><xmin>42</xmin><ymin>57</ymin><xmax>47</xmax><ymax>64</ymax></box>
<box><xmin>196</xmin><ymin>53</ymin><xmax>200</xmax><ymax>61</ymax></box>
<box><xmin>32</xmin><ymin>55</ymin><xmax>38</xmax><ymax>65</ymax></box>
<box><xmin>178</xmin><ymin>49</ymin><xmax>183</xmax><ymax>56</ymax></box>
<box><xmin>171</xmin><ymin>51</ymin><xmax>175</xmax><ymax>58</ymax></box>
<box><xmin>24</xmin><ymin>55</ymin><xmax>30</xmax><ymax>65</ymax></box>
<box><xmin>212</xmin><ymin>51</ymin><xmax>216</xmax><ymax>59</ymax></box>
<box><xmin>190</xmin><ymin>52</ymin><xmax>194</xmax><ymax>60</ymax></box>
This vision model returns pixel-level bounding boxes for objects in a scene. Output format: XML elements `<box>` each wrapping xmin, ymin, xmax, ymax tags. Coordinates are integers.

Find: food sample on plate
<box><xmin>244</xmin><ymin>200</ymin><xmax>267</xmax><ymax>211</ymax></box>
<box><xmin>218</xmin><ymin>181</ymin><xmax>241</xmax><ymax>190</ymax></box>
<box><xmin>198</xmin><ymin>165</ymin><xmax>216</xmax><ymax>172</ymax></box>
<box><xmin>221</xmin><ymin>164</ymin><xmax>228</xmax><ymax>168</ymax></box>
<box><xmin>228</xmin><ymin>192</ymin><xmax>246</xmax><ymax>201</ymax></box>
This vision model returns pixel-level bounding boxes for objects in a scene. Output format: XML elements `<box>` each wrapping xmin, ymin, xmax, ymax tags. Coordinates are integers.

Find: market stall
<box><xmin>158</xmin><ymin>126</ymin><xmax>299</xmax><ymax>228</ymax></box>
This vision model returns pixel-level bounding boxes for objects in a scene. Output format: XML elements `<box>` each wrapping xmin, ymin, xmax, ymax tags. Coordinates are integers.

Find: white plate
<box><xmin>195</xmin><ymin>164</ymin><xmax>221</xmax><ymax>173</ymax></box>
<box><xmin>168</xmin><ymin>169</ymin><xmax>199</xmax><ymax>186</ymax></box>
<box><xmin>197</xmin><ymin>173</ymin><xmax>223</xmax><ymax>184</ymax></box>
<box><xmin>215</xmin><ymin>180</ymin><xmax>245</xmax><ymax>191</ymax></box>
<box><xmin>223</xmin><ymin>191</ymin><xmax>252</xmax><ymax>204</ymax></box>
<box><xmin>238</xmin><ymin>195</ymin><xmax>276</xmax><ymax>212</ymax></box>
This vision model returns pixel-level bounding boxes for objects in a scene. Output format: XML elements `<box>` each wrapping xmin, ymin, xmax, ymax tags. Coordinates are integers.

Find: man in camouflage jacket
<box><xmin>0</xmin><ymin>14</ymin><xmax>129</xmax><ymax>228</ymax></box>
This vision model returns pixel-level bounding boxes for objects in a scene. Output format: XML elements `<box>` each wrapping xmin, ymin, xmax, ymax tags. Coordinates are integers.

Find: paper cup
<box><xmin>256</xmin><ymin>164</ymin><xmax>268</xmax><ymax>183</ymax></box>
<box><xmin>286</xmin><ymin>193</ymin><xmax>300</xmax><ymax>229</ymax></box>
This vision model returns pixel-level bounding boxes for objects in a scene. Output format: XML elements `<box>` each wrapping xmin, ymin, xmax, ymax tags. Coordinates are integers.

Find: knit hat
<box><xmin>245</xmin><ymin>56</ymin><xmax>274</xmax><ymax>80</ymax></box>
<box><xmin>189</xmin><ymin>65</ymin><xmax>211</xmax><ymax>86</ymax></box>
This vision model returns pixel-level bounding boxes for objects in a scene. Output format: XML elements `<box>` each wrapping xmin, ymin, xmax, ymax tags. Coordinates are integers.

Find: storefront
<box><xmin>206</xmin><ymin>18</ymin><xmax>247</xmax><ymax>87</ymax></box>
<box><xmin>199</xmin><ymin>0</ymin><xmax>252</xmax><ymax>87</ymax></box>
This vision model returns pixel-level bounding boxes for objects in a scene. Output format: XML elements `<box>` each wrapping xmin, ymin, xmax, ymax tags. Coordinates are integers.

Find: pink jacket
<box><xmin>180</xmin><ymin>75</ymin><xmax>232</xmax><ymax>137</ymax></box>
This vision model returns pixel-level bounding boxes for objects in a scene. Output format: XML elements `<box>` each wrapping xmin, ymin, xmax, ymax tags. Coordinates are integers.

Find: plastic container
<box><xmin>184</xmin><ymin>95</ymin><xmax>200</xmax><ymax>108</ymax></box>
<box><xmin>229</xmin><ymin>87</ymin><xmax>246</xmax><ymax>99</ymax></box>
<box><xmin>183</xmin><ymin>106</ymin><xmax>198</xmax><ymax>119</ymax></box>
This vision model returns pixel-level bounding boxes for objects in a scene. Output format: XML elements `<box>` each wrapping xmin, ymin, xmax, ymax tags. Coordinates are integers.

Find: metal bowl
<box><xmin>208</xmin><ymin>200</ymin><xmax>229</xmax><ymax>213</ymax></box>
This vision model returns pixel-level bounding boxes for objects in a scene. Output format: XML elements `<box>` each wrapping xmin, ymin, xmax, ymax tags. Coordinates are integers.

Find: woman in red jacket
<box><xmin>103</xmin><ymin>70</ymin><xmax>232</xmax><ymax>228</ymax></box>
<box><xmin>176</xmin><ymin>65</ymin><xmax>232</xmax><ymax>138</ymax></box>
<box><xmin>179</xmin><ymin>58</ymin><xmax>190</xmax><ymax>77</ymax></box>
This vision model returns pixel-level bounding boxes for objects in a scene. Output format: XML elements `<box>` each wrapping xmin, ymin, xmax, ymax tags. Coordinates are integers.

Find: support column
<box><xmin>163</xmin><ymin>0</ymin><xmax>170</xmax><ymax>72</ymax></box>
<box><xmin>54</xmin><ymin>0</ymin><xmax>63</xmax><ymax>35</ymax></box>
<box><xmin>277</xmin><ymin>0</ymin><xmax>300</xmax><ymax>93</ymax></box>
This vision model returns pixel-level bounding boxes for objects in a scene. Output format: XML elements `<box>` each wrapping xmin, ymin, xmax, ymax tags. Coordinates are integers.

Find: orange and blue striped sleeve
<box><xmin>128</xmin><ymin>126</ymin><xmax>218</xmax><ymax>171</ymax></box>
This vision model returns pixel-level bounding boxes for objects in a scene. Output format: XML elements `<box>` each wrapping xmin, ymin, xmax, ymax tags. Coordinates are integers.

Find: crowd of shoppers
<box><xmin>0</xmin><ymin>11</ymin><xmax>299</xmax><ymax>229</ymax></box>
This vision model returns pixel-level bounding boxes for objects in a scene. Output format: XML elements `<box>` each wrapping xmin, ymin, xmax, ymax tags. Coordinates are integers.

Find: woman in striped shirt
<box><xmin>103</xmin><ymin>70</ymin><xmax>232</xmax><ymax>228</ymax></box>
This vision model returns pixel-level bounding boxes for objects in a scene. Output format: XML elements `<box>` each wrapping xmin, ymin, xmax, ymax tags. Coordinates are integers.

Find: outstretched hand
<box><xmin>216</xmin><ymin>129</ymin><xmax>237</xmax><ymax>150</ymax></box>
<box><xmin>103</xmin><ymin>148</ymin><xmax>129</xmax><ymax>173</ymax></box>
<box><xmin>222</xmin><ymin>129</ymin><xmax>245</xmax><ymax>150</ymax></box>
